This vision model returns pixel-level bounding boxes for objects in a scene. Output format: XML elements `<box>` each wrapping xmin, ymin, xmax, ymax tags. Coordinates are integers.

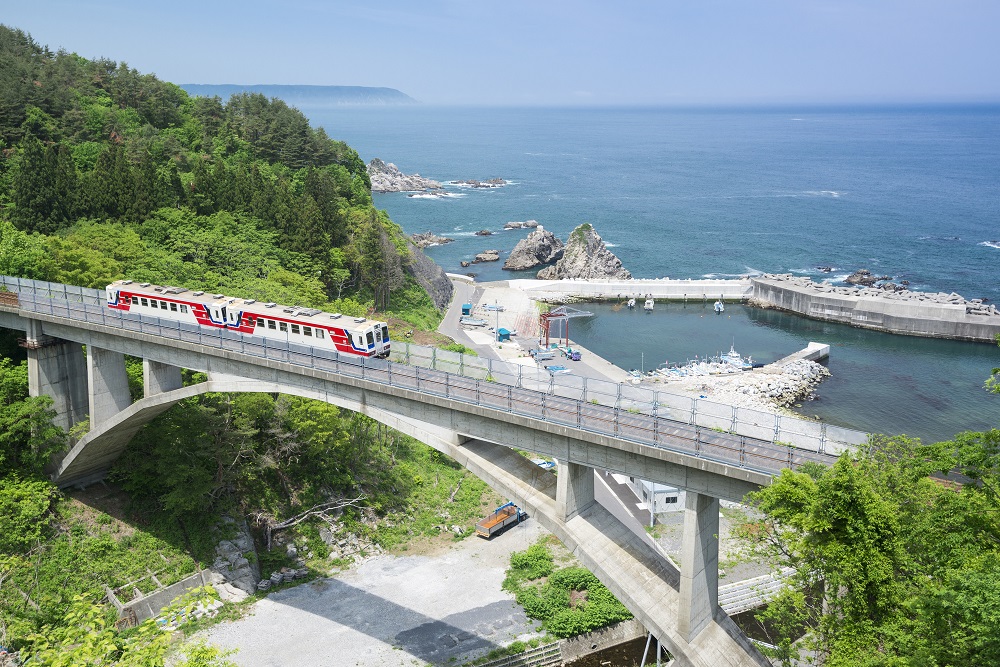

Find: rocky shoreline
<box><xmin>367</xmin><ymin>158</ymin><xmax>442</xmax><ymax>193</ymax></box>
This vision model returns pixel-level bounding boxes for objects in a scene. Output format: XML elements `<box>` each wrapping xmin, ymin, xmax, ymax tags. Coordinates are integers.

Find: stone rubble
<box><xmin>662</xmin><ymin>359</ymin><xmax>831</xmax><ymax>414</ymax></box>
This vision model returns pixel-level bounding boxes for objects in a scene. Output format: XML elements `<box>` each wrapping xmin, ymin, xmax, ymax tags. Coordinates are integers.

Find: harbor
<box><xmin>439</xmin><ymin>275</ymin><xmax>1000</xmax><ymax>443</ymax></box>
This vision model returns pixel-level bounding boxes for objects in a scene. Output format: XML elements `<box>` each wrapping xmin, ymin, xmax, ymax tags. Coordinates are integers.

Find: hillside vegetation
<box><xmin>0</xmin><ymin>23</ymin><xmax>434</xmax><ymax>320</ymax></box>
<box><xmin>0</xmin><ymin>25</ymin><xmax>486</xmax><ymax>665</ymax></box>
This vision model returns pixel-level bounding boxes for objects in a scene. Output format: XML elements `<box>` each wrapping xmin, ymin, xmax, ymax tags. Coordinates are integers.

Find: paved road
<box><xmin>204</xmin><ymin>522</ymin><xmax>547</xmax><ymax>667</ymax></box>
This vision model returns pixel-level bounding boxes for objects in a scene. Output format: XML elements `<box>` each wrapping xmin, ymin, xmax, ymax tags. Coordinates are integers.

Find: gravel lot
<box><xmin>202</xmin><ymin>520</ymin><xmax>547</xmax><ymax>667</ymax></box>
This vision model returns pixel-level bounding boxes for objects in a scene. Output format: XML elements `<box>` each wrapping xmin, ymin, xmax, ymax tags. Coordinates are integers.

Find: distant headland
<box><xmin>179</xmin><ymin>84</ymin><xmax>417</xmax><ymax>106</ymax></box>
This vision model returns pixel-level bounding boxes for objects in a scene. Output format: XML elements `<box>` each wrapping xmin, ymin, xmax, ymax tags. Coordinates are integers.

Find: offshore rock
<box><xmin>504</xmin><ymin>220</ymin><xmax>539</xmax><ymax>230</ymax></box>
<box><xmin>411</xmin><ymin>231</ymin><xmax>454</xmax><ymax>248</ymax></box>
<box><xmin>367</xmin><ymin>158</ymin><xmax>442</xmax><ymax>193</ymax></box>
<box><xmin>405</xmin><ymin>240</ymin><xmax>454</xmax><ymax>309</ymax></box>
<box><xmin>473</xmin><ymin>249</ymin><xmax>501</xmax><ymax>263</ymax></box>
<box><xmin>845</xmin><ymin>268</ymin><xmax>891</xmax><ymax>287</ymax></box>
<box><xmin>503</xmin><ymin>228</ymin><xmax>564</xmax><ymax>271</ymax></box>
<box><xmin>536</xmin><ymin>224</ymin><xmax>631</xmax><ymax>280</ymax></box>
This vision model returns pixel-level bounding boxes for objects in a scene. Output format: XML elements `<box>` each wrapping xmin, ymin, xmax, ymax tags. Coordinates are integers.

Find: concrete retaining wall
<box><xmin>559</xmin><ymin>619</ymin><xmax>647</xmax><ymax>663</ymax></box>
<box><xmin>752</xmin><ymin>279</ymin><xmax>1000</xmax><ymax>343</ymax></box>
<box><xmin>109</xmin><ymin>570</ymin><xmax>213</xmax><ymax>624</ymax></box>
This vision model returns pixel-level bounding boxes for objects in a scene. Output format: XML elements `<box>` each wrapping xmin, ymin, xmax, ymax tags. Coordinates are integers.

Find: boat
<box><xmin>643</xmin><ymin>298</ymin><xmax>654</xmax><ymax>312</ymax></box>
<box><xmin>627</xmin><ymin>298</ymin><xmax>635</xmax><ymax>309</ymax></box>
<box><xmin>721</xmin><ymin>344</ymin><xmax>753</xmax><ymax>370</ymax></box>
<box><xmin>459</xmin><ymin>315</ymin><xmax>488</xmax><ymax>326</ymax></box>
<box><xmin>714</xmin><ymin>299</ymin><xmax>725</xmax><ymax>314</ymax></box>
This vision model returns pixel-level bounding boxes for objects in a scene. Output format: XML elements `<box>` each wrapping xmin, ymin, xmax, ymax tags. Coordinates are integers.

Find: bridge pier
<box><xmin>556</xmin><ymin>460</ymin><xmax>596</xmax><ymax>520</ymax></box>
<box><xmin>24</xmin><ymin>320</ymin><xmax>88</xmax><ymax>433</ymax></box>
<box><xmin>678</xmin><ymin>491</ymin><xmax>720</xmax><ymax>641</ymax></box>
<box><xmin>87</xmin><ymin>347</ymin><xmax>132</xmax><ymax>429</ymax></box>
<box><xmin>144</xmin><ymin>359</ymin><xmax>182</xmax><ymax>397</ymax></box>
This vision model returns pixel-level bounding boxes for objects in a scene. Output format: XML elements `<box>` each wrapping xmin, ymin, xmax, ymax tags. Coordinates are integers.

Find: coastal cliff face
<box><xmin>367</xmin><ymin>158</ymin><xmax>442</xmax><ymax>193</ymax></box>
<box><xmin>536</xmin><ymin>224</ymin><xmax>631</xmax><ymax>280</ymax></box>
<box><xmin>503</xmin><ymin>228</ymin><xmax>564</xmax><ymax>270</ymax></box>
<box><xmin>405</xmin><ymin>240</ymin><xmax>454</xmax><ymax>309</ymax></box>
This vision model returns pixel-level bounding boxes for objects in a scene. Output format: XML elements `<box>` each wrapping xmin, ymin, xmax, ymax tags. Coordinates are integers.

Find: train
<box><xmin>106</xmin><ymin>280</ymin><xmax>390</xmax><ymax>358</ymax></box>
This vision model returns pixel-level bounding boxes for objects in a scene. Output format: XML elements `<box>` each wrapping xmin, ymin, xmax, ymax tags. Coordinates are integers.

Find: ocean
<box><xmin>301</xmin><ymin>104</ymin><xmax>1000</xmax><ymax>442</ymax></box>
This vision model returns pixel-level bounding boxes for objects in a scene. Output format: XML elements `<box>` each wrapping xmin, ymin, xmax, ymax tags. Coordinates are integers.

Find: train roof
<box><xmin>107</xmin><ymin>280</ymin><xmax>385</xmax><ymax>330</ymax></box>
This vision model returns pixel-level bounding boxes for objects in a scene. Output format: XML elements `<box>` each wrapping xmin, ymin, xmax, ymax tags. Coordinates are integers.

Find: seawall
<box><xmin>751</xmin><ymin>275</ymin><xmax>1000</xmax><ymax>343</ymax></box>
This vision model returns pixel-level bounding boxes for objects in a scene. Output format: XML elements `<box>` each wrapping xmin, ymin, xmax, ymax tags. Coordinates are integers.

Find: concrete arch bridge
<box><xmin>0</xmin><ymin>277</ymin><xmax>847</xmax><ymax>667</ymax></box>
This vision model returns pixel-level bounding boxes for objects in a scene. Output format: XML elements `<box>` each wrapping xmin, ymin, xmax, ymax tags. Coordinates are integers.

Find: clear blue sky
<box><xmin>5</xmin><ymin>0</ymin><xmax>999</xmax><ymax>106</ymax></box>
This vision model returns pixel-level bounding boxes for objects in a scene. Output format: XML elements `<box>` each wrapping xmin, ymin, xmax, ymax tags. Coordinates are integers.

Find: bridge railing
<box><xmin>389</xmin><ymin>341</ymin><xmax>866</xmax><ymax>455</ymax></box>
<box><xmin>2</xmin><ymin>277</ymin><xmax>859</xmax><ymax>475</ymax></box>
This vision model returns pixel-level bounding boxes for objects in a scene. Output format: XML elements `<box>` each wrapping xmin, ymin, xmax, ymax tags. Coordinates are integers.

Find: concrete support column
<box><xmin>87</xmin><ymin>347</ymin><xmax>132</xmax><ymax>429</ymax></box>
<box><xmin>25</xmin><ymin>319</ymin><xmax>88</xmax><ymax>433</ymax></box>
<box><xmin>678</xmin><ymin>491</ymin><xmax>720</xmax><ymax>641</ymax></box>
<box><xmin>143</xmin><ymin>359</ymin><xmax>182</xmax><ymax>397</ymax></box>
<box><xmin>556</xmin><ymin>460</ymin><xmax>595</xmax><ymax>521</ymax></box>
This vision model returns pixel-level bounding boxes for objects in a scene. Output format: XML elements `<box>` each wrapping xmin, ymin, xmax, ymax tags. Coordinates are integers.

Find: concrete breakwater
<box><xmin>751</xmin><ymin>274</ymin><xmax>1000</xmax><ymax>343</ymax></box>
<box><xmin>503</xmin><ymin>276</ymin><xmax>1000</xmax><ymax>343</ymax></box>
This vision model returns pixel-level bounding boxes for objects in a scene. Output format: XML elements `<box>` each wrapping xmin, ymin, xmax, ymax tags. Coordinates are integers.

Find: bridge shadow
<box><xmin>252</xmin><ymin>575</ymin><xmax>538</xmax><ymax>664</ymax></box>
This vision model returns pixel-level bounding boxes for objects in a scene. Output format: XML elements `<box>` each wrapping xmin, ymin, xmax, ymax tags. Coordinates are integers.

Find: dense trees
<box><xmin>0</xmin><ymin>23</ymin><xmax>426</xmax><ymax>323</ymax></box>
<box><xmin>742</xmin><ymin>432</ymin><xmax>1000</xmax><ymax>666</ymax></box>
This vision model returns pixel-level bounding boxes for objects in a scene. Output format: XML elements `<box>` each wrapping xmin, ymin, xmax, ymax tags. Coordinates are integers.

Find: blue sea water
<box><xmin>302</xmin><ymin>105</ymin><xmax>1000</xmax><ymax>442</ymax></box>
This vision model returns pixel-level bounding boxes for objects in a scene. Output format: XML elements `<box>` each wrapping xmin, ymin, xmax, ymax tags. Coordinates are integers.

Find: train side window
<box><xmin>268</xmin><ymin>320</ymin><xmax>276</xmax><ymax>330</ymax></box>
<box><xmin>366</xmin><ymin>332</ymin><xmax>374</xmax><ymax>347</ymax></box>
<box><xmin>141</xmin><ymin>298</ymin><xmax>148</xmax><ymax>307</ymax></box>
<box><xmin>170</xmin><ymin>302</ymin><xmax>178</xmax><ymax>312</ymax></box>
<box><xmin>316</xmin><ymin>329</ymin><xmax>325</xmax><ymax>339</ymax></box>
<box><xmin>256</xmin><ymin>318</ymin><xmax>264</xmax><ymax>327</ymax></box>
<box><xmin>160</xmin><ymin>301</ymin><xmax>168</xmax><ymax>310</ymax></box>
<box><xmin>291</xmin><ymin>324</ymin><xmax>300</xmax><ymax>335</ymax></box>
<box><xmin>303</xmin><ymin>326</ymin><xmax>312</xmax><ymax>337</ymax></box>
<box><xmin>279</xmin><ymin>322</ymin><xmax>287</xmax><ymax>332</ymax></box>
<box><xmin>180</xmin><ymin>305</ymin><xmax>188</xmax><ymax>314</ymax></box>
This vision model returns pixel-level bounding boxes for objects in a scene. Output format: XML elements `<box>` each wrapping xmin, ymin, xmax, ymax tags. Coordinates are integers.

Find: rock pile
<box><xmin>667</xmin><ymin>359</ymin><xmax>831</xmax><ymax>412</ymax></box>
<box><xmin>536</xmin><ymin>223</ymin><xmax>631</xmax><ymax>280</ymax></box>
<box><xmin>367</xmin><ymin>158</ymin><xmax>442</xmax><ymax>193</ymax></box>
<box><xmin>208</xmin><ymin>519</ymin><xmax>262</xmax><ymax>601</ymax></box>
<box><xmin>503</xmin><ymin>228</ymin><xmax>564</xmax><ymax>271</ymax></box>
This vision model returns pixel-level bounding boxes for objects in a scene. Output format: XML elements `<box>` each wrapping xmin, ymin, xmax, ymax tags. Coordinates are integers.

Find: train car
<box><xmin>105</xmin><ymin>280</ymin><xmax>389</xmax><ymax>358</ymax></box>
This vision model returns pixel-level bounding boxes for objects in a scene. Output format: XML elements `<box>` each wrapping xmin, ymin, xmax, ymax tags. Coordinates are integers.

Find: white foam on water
<box><xmin>978</xmin><ymin>241</ymin><xmax>1000</xmax><ymax>250</ymax></box>
<box><xmin>803</xmin><ymin>190</ymin><xmax>843</xmax><ymax>198</ymax></box>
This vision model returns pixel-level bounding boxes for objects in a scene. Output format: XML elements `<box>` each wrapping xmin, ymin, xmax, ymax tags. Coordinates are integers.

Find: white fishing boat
<box><xmin>721</xmin><ymin>344</ymin><xmax>753</xmax><ymax>370</ymax></box>
<box><xmin>714</xmin><ymin>299</ymin><xmax>725</xmax><ymax>313</ymax></box>
<box><xmin>643</xmin><ymin>298</ymin><xmax>654</xmax><ymax>312</ymax></box>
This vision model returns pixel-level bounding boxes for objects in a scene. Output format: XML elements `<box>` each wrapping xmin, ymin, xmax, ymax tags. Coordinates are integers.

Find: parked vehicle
<box><xmin>476</xmin><ymin>502</ymin><xmax>525</xmax><ymax>538</ymax></box>
<box><xmin>529</xmin><ymin>348</ymin><xmax>555</xmax><ymax>361</ymax></box>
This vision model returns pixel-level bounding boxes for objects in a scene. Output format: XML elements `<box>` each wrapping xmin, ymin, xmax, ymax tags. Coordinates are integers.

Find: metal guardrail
<box><xmin>0</xmin><ymin>276</ymin><xmax>861</xmax><ymax>476</ymax></box>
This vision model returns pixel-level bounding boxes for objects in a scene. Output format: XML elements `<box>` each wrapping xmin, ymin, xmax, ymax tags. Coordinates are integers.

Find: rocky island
<box><xmin>503</xmin><ymin>228</ymin><xmax>563</xmax><ymax>270</ymax></box>
<box><xmin>411</xmin><ymin>232</ymin><xmax>454</xmax><ymax>248</ymax></box>
<box><xmin>367</xmin><ymin>158</ymin><xmax>442</xmax><ymax>193</ymax></box>
<box><xmin>536</xmin><ymin>224</ymin><xmax>631</xmax><ymax>280</ymax></box>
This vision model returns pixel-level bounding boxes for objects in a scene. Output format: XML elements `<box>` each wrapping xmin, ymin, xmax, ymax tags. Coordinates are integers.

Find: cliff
<box><xmin>503</xmin><ymin>228</ymin><xmax>564</xmax><ymax>271</ymax></box>
<box><xmin>367</xmin><ymin>159</ymin><xmax>442</xmax><ymax>193</ymax></box>
<box><xmin>536</xmin><ymin>224</ymin><xmax>631</xmax><ymax>280</ymax></box>
<box><xmin>405</xmin><ymin>240</ymin><xmax>454</xmax><ymax>310</ymax></box>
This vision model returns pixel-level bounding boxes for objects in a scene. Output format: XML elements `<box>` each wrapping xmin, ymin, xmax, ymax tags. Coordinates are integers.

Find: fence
<box><xmin>0</xmin><ymin>276</ymin><xmax>866</xmax><ymax>476</ymax></box>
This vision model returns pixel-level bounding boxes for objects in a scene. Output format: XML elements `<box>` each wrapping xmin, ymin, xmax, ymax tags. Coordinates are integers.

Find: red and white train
<box><xmin>106</xmin><ymin>280</ymin><xmax>390</xmax><ymax>358</ymax></box>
